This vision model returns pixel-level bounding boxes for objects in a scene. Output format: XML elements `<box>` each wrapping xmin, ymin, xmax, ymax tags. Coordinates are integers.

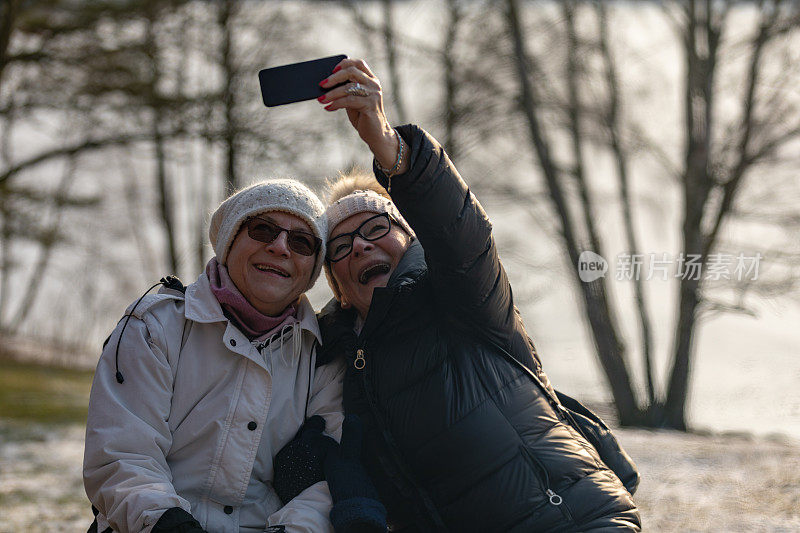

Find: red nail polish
<box><xmin>319</xmin><ymin>78</ymin><xmax>328</xmax><ymax>87</ymax></box>
<box><xmin>324</xmin><ymin>104</ymin><xmax>334</xmax><ymax>111</ymax></box>
<box><xmin>317</xmin><ymin>95</ymin><xmax>327</xmax><ymax>103</ymax></box>
<box><xmin>333</xmin><ymin>65</ymin><xmax>342</xmax><ymax>73</ymax></box>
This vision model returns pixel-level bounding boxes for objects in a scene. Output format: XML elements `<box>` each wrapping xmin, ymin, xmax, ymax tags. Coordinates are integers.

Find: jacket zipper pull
<box><xmin>354</xmin><ymin>348</ymin><xmax>366</xmax><ymax>370</ymax></box>
<box><xmin>546</xmin><ymin>488</ymin><xmax>563</xmax><ymax>506</ymax></box>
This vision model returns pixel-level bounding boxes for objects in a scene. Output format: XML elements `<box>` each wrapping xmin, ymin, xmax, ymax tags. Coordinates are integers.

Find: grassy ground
<box><xmin>0</xmin><ymin>358</ymin><xmax>96</xmax><ymax>532</ymax></box>
<box><xmin>0</xmin><ymin>357</ymin><xmax>93</xmax><ymax>425</ymax></box>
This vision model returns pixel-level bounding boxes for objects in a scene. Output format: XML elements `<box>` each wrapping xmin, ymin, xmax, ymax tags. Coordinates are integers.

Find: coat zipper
<box><xmin>354</xmin><ymin>348</ymin><xmax>366</xmax><ymax>369</ymax></box>
<box><xmin>356</xmin><ymin>344</ymin><xmax>448</xmax><ymax>530</ymax></box>
<box><xmin>520</xmin><ymin>446</ymin><xmax>576</xmax><ymax>523</ymax></box>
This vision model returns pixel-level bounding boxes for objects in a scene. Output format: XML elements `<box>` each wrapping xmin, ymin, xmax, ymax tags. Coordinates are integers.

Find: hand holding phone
<box><xmin>258</xmin><ymin>55</ymin><xmax>347</xmax><ymax>107</ymax></box>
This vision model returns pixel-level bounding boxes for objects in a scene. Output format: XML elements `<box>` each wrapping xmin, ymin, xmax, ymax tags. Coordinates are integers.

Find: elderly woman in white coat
<box><xmin>84</xmin><ymin>179</ymin><xmax>345</xmax><ymax>533</ymax></box>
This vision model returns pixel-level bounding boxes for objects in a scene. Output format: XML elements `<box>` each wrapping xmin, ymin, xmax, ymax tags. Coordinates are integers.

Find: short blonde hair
<box><xmin>326</xmin><ymin>166</ymin><xmax>389</xmax><ymax>204</ymax></box>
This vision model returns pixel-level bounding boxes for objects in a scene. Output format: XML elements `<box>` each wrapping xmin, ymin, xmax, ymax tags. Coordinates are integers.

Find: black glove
<box><xmin>273</xmin><ymin>415</ymin><xmax>338</xmax><ymax>505</ymax></box>
<box><xmin>325</xmin><ymin>415</ymin><xmax>387</xmax><ymax>533</ymax></box>
<box><xmin>152</xmin><ymin>507</ymin><xmax>207</xmax><ymax>533</ymax></box>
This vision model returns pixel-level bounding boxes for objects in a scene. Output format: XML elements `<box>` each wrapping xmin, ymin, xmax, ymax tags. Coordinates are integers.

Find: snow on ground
<box><xmin>0</xmin><ymin>423</ymin><xmax>90</xmax><ymax>533</ymax></box>
<box><xmin>616</xmin><ymin>429</ymin><xmax>800</xmax><ymax>532</ymax></box>
<box><xmin>1</xmin><ymin>421</ymin><xmax>799</xmax><ymax>532</ymax></box>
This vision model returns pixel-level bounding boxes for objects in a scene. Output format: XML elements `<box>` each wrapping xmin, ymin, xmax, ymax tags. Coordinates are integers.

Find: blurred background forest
<box><xmin>2</xmin><ymin>0</ymin><xmax>800</xmax><ymax>530</ymax></box>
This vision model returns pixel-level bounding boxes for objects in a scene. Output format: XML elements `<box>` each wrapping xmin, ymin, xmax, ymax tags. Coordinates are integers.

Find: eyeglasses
<box><xmin>326</xmin><ymin>212</ymin><xmax>392</xmax><ymax>262</ymax></box>
<box><xmin>244</xmin><ymin>217</ymin><xmax>321</xmax><ymax>256</ymax></box>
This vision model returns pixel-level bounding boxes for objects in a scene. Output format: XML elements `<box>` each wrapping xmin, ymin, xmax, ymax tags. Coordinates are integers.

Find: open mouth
<box><xmin>358</xmin><ymin>263</ymin><xmax>391</xmax><ymax>285</ymax></box>
<box><xmin>254</xmin><ymin>263</ymin><xmax>290</xmax><ymax>277</ymax></box>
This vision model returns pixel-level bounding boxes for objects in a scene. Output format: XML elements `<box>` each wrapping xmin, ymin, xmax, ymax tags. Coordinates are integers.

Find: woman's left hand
<box><xmin>319</xmin><ymin>58</ymin><xmax>402</xmax><ymax>171</ymax></box>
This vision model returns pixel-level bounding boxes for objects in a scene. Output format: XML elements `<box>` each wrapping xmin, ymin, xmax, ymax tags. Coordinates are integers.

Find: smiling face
<box><xmin>328</xmin><ymin>211</ymin><xmax>412</xmax><ymax>318</ymax></box>
<box><xmin>226</xmin><ymin>211</ymin><xmax>317</xmax><ymax>316</ymax></box>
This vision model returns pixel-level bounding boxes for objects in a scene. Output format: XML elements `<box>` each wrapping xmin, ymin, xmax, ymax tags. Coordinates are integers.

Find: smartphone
<box><xmin>258</xmin><ymin>55</ymin><xmax>347</xmax><ymax>107</ymax></box>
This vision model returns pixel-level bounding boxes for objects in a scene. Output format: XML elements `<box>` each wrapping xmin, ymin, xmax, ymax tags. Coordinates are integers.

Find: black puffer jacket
<box><xmin>317</xmin><ymin>125</ymin><xmax>640</xmax><ymax>532</ymax></box>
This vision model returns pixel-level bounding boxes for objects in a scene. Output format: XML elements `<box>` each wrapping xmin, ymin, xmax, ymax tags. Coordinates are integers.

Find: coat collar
<box><xmin>184</xmin><ymin>272</ymin><xmax>322</xmax><ymax>345</ymax></box>
<box><xmin>316</xmin><ymin>239</ymin><xmax>427</xmax><ymax>364</ymax></box>
<box><xmin>316</xmin><ymin>298</ymin><xmax>358</xmax><ymax>366</ymax></box>
<box><xmin>387</xmin><ymin>238</ymin><xmax>427</xmax><ymax>289</ymax></box>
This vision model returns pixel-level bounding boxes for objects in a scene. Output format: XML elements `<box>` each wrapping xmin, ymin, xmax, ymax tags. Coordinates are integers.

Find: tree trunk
<box><xmin>563</xmin><ymin>1</ymin><xmax>604</xmax><ymax>261</ymax></box>
<box><xmin>196</xmin><ymin>138</ymin><xmax>213</xmax><ymax>275</ymax></box>
<box><xmin>117</xmin><ymin>147</ymin><xmax>160</xmax><ymax>282</ymax></box>
<box><xmin>664</xmin><ymin>277</ymin><xmax>701</xmax><ymax>429</ymax></box>
<box><xmin>668</xmin><ymin>10</ymin><xmax>777</xmax><ymax>428</ymax></box>
<box><xmin>7</xmin><ymin>157</ymin><xmax>76</xmax><ymax>332</ymax></box>
<box><xmin>382</xmin><ymin>0</ymin><xmax>408</xmax><ymax>124</ymax></box>
<box><xmin>663</xmin><ymin>1</ymin><xmax>721</xmax><ymax>429</ymax></box>
<box><xmin>596</xmin><ymin>2</ymin><xmax>657</xmax><ymax>405</ymax></box>
<box><xmin>0</xmin><ymin>201</ymin><xmax>11</xmax><ymax>329</ymax></box>
<box><xmin>580</xmin><ymin>278</ymin><xmax>643</xmax><ymax>425</ymax></box>
<box><xmin>0</xmin><ymin>113</ymin><xmax>12</xmax><ymax>326</ymax></box>
<box><xmin>144</xmin><ymin>7</ymin><xmax>179</xmax><ymax>276</ymax></box>
<box><xmin>0</xmin><ymin>0</ymin><xmax>19</xmax><ymax>88</ymax></box>
<box><xmin>219</xmin><ymin>0</ymin><xmax>238</xmax><ymax>194</ymax></box>
<box><xmin>441</xmin><ymin>0</ymin><xmax>462</xmax><ymax>161</ymax></box>
<box><xmin>506</xmin><ymin>0</ymin><xmax>642</xmax><ymax>425</ymax></box>
<box><xmin>153</xmin><ymin>114</ymin><xmax>179</xmax><ymax>275</ymax></box>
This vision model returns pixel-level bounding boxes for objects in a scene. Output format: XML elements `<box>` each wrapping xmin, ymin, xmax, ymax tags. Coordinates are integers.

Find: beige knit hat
<box><xmin>209</xmin><ymin>179</ymin><xmax>327</xmax><ymax>290</ymax></box>
<box><xmin>323</xmin><ymin>189</ymin><xmax>414</xmax><ymax>301</ymax></box>
<box><xmin>324</xmin><ymin>189</ymin><xmax>413</xmax><ymax>240</ymax></box>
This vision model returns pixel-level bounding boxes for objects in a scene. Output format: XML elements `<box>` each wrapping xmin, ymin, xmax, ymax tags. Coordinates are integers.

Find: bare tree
<box><xmin>0</xmin><ymin>0</ymin><xmax>327</xmax><ymax>346</ymax></box>
<box><xmin>502</xmin><ymin>0</ymin><xmax>800</xmax><ymax>428</ymax></box>
<box><xmin>506</xmin><ymin>0</ymin><xmax>641</xmax><ymax>424</ymax></box>
<box><xmin>0</xmin><ymin>0</ymin><xmax>142</xmax><ymax>334</ymax></box>
<box><xmin>663</xmin><ymin>0</ymin><xmax>800</xmax><ymax>428</ymax></box>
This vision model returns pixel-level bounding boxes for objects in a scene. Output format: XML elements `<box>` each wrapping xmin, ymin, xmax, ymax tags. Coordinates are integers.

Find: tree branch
<box><xmin>0</xmin><ymin>132</ymin><xmax>183</xmax><ymax>185</ymax></box>
<box><xmin>703</xmin><ymin>6</ymin><xmax>782</xmax><ymax>257</ymax></box>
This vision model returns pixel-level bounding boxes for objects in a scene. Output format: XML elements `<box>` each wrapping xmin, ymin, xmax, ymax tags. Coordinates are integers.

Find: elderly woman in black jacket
<box><xmin>316</xmin><ymin>57</ymin><xmax>641</xmax><ymax>532</ymax></box>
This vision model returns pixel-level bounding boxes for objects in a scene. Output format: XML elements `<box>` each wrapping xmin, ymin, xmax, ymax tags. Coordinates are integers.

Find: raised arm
<box><xmin>378</xmin><ymin>125</ymin><xmax>516</xmax><ymax>345</ymax></box>
<box><xmin>320</xmin><ymin>59</ymin><xmax>516</xmax><ymax>347</ymax></box>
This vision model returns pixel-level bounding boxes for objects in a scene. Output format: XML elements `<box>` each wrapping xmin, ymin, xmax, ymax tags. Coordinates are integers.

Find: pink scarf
<box><xmin>206</xmin><ymin>258</ymin><xmax>298</xmax><ymax>341</ymax></box>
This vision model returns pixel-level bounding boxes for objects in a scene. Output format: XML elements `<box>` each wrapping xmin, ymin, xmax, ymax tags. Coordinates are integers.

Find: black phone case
<box><xmin>258</xmin><ymin>55</ymin><xmax>347</xmax><ymax>107</ymax></box>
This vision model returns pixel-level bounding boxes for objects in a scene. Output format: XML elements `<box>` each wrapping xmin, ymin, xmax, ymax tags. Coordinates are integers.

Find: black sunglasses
<box><xmin>244</xmin><ymin>217</ymin><xmax>321</xmax><ymax>256</ymax></box>
<box><xmin>326</xmin><ymin>212</ymin><xmax>392</xmax><ymax>262</ymax></box>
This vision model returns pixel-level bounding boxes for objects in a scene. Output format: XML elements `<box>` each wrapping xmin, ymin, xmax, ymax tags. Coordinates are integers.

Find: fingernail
<box><xmin>319</xmin><ymin>78</ymin><xmax>328</xmax><ymax>87</ymax></box>
<box><xmin>333</xmin><ymin>65</ymin><xmax>342</xmax><ymax>73</ymax></box>
<box><xmin>324</xmin><ymin>104</ymin><xmax>334</xmax><ymax>111</ymax></box>
<box><xmin>317</xmin><ymin>95</ymin><xmax>327</xmax><ymax>103</ymax></box>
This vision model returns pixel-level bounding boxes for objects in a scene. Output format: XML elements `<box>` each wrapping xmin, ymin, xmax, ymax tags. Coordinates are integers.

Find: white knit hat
<box><xmin>324</xmin><ymin>189</ymin><xmax>413</xmax><ymax>240</ymax></box>
<box><xmin>209</xmin><ymin>179</ymin><xmax>327</xmax><ymax>290</ymax></box>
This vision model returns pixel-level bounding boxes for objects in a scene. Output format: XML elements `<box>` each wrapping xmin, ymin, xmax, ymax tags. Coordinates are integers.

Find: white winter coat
<box><xmin>83</xmin><ymin>273</ymin><xmax>344</xmax><ymax>533</ymax></box>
